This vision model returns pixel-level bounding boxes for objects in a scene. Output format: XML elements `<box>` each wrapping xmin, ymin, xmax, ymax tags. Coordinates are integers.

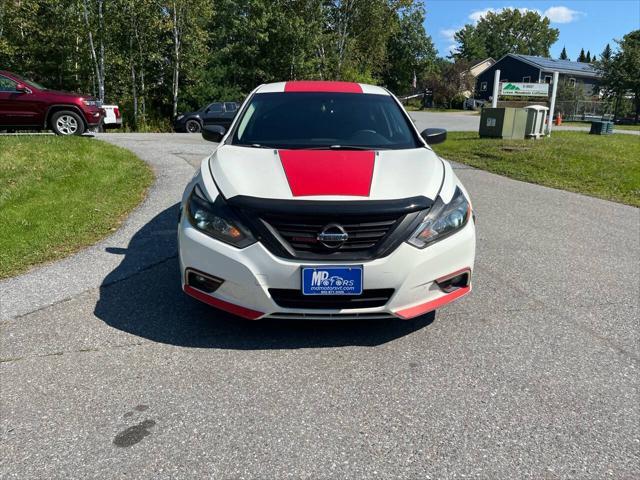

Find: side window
<box><xmin>0</xmin><ymin>75</ymin><xmax>17</xmax><ymax>92</ymax></box>
<box><xmin>522</xmin><ymin>76</ymin><xmax>531</xmax><ymax>82</ymax></box>
<box><xmin>544</xmin><ymin>75</ymin><xmax>552</xmax><ymax>84</ymax></box>
<box><xmin>224</xmin><ymin>102</ymin><xmax>237</xmax><ymax>112</ymax></box>
<box><xmin>569</xmin><ymin>78</ymin><xmax>576</xmax><ymax>87</ymax></box>
<box><xmin>208</xmin><ymin>103</ymin><xmax>223</xmax><ymax>113</ymax></box>
<box><xmin>480</xmin><ymin>82</ymin><xmax>487</xmax><ymax>91</ymax></box>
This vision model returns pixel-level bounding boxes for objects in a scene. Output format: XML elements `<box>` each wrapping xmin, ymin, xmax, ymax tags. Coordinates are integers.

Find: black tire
<box><xmin>51</xmin><ymin>110</ymin><xmax>85</xmax><ymax>136</ymax></box>
<box><xmin>185</xmin><ymin>119</ymin><xmax>202</xmax><ymax>133</ymax></box>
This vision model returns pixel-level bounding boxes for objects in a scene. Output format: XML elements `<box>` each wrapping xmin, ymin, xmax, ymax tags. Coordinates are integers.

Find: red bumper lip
<box><xmin>183</xmin><ymin>285</ymin><xmax>264</xmax><ymax>320</ymax></box>
<box><xmin>395</xmin><ymin>285</ymin><xmax>471</xmax><ymax>320</ymax></box>
<box><xmin>395</xmin><ymin>267</ymin><xmax>472</xmax><ymax>319</ymax></box>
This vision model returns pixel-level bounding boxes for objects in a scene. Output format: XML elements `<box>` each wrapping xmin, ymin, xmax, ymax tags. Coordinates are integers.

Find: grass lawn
<box><xmin>0</xmin><ymin>136</ymin><xmax>153</xmax><ymax>278</ymax></box>
<box><xmin>432</xmin><ymin>131</ymin><xmax>640</xmax><ymax>207</ymax></box>
<box><xmin>561</xmin><ymin>121</ymin><xmax>640</xmax><ymax>132</ymax></box>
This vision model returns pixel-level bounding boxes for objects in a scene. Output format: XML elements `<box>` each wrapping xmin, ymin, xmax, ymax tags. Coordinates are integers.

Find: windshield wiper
<box><xmin>289</xmin><ymin>145</ymin><xmax>381</xmax><ymax>151</ymax></box>
<box><xmin>235</xmin><ymin>143</ymin><xmax>273</xmax><ymax>149</ymax></box>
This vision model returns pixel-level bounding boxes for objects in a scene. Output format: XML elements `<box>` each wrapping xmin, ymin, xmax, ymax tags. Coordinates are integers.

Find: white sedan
<box><xmin>178</xmin><ymin>81</ymin><xmax>476</xmax><ymax>320</ymax></box>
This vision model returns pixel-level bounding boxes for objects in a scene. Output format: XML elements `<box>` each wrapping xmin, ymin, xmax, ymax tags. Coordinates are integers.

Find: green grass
<box><xmin>614</xmin><ymin>124</ymin><xmax>640</xmax><ymax>131</ymax></box>
<box><xmin>432</xmin><ymin>131</ymin><xmax>640</xmax><ymax>207</ymax></box>
<box><xmin>0</xmin><ymin>136</ymin><xmax>153</xmax><ymax>278</ymax></box>
<box><xmin>561</xmin><ymin>121</ymin><xmax>640</xmax><ymax>132</ymax></box>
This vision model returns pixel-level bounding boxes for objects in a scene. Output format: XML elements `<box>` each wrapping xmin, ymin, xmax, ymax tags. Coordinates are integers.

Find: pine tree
<box><xmin>585</xmin><ymin>51</ymin><xmax>591</xmax><ymax>62</ymax></box>
<box><xmin>578</xmin><ymin>48</ymin><xmax>586</xmax><ymax>62</ymax></box>
<box><xmin>559</xmin><ymin>46</ymin><xmax>569</xmax><ymax>60</ymax></box>
<box><xmin>600</xmin><ymin>43</ymin><xmax>612</xmax><ymax>62</ymax></box>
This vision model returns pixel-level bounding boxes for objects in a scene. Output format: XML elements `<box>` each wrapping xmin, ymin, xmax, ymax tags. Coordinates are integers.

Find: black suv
<box><xmin>173</xmin><ymin>101</ymin><xmax>239</xmax><ymax>133</ymax></box>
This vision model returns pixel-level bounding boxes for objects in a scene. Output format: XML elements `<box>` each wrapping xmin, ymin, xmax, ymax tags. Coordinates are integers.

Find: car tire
<box><xmin>185</xmin><ymin>119</ymin><xmax>202</xmax><ymax>133</ymax></box>
<box><xmin>51</xmin><ymin>111</ymin><xmax>85</xmax><ymax>136</ymax></box>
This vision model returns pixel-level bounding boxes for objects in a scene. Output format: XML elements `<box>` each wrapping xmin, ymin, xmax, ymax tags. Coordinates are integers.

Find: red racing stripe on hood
<box><xmin>279</xmin><ymin>150</ymin><xmax>375</xmax><ymax>197</ymax></box>
<box><xmin>284</xmin><ymin>81</ymin><xmax>363</xmax><ymax>93</ymax></box>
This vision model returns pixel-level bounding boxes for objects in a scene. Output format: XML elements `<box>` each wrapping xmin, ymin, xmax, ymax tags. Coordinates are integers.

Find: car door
<box><xmin>0</xmin><ymin>75</ymin><xmax>40</xmax><ymax>127</ymax></box>
<box><xmin>202</xmin><ymin>102</ymin><xmax>224</xmax><ymax>127</ymax></box>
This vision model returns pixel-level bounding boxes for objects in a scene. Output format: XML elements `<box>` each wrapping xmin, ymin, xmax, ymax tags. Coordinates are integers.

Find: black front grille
<box><xmin>262</xmin><ymin>214</ymin><xmax>401</xmax><ymax>253</ymax></box>
<box><xmin>269</xmin><ymin>288</ymin><xmax>395</xmax><ymax>309</ymax></box>
<box><xmin>228</xmin><ymin>195</ymin><xmax>432</xmax><ymax>261</ymax></box>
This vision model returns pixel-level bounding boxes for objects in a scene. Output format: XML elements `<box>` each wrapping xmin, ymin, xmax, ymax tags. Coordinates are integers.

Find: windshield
<box><xmin>232</xmin><ymin>92</ymin><xmax>420</xmax><ymax>150</ymax></box>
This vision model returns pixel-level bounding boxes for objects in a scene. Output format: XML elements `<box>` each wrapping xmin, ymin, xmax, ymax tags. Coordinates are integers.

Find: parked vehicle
<box><xmin>173</xmin><ymin>101</ymin><xmax>239</xmax><ymax>133</ymax></box>
<box><xmin>178</xmin><ymin>81</ymin><xmax>476</xmax><ymax>320</ymax></box>
<box><xmin>0</xmin><ymin>70</ymin><xmax>104</xmax><ymax>135</ymax></box>
<box><xmin>464</xmin><ymin>98</ymin><xmax>485</xmax><ymax>110</ymax></box>
<box><xmin>101</xmin><ymin>104</ymin><xmax>122</xmax><ymax>129</ymax></box>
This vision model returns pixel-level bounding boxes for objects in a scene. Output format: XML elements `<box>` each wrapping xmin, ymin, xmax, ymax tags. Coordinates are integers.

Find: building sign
<box><xmin>500</xmin><ymin>82</ymin><xmax>549</xmax><ymax>97</ymax></box>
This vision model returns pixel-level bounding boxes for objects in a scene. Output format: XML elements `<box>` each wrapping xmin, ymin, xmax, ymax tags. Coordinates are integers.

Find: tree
<box><xmin>559</xmin><ymin>46</ymin><xmax>569</xmax><ymax>60</ymax></box>
<box><xmin>585</xmin><ymin>50</ymin><xmax>591</xmax><ymax>62</ymax></box>
<box><xmin>0</xmin><ymin>0</ymin><xmax>437</xmax><ymax>128</ymax></box>
<box><xmin>425</xmin><ymin>59</ymin><xmax>474</xmax><ymax>108</ymax></box>
<box><xmin>82</xmin><ymin>0</ymin><xmax>106</xmax><ymax>102</ymax></box>
<box><xmin>452</xmin><ymin>8</ymin><xmax>559</xmax><ymax>60</ymax></box>
<box><xmin>383</xmin><ymin>3</ymin><xmax>437</xmax><ymax>94</ymax></box>
<box><xmin>598</xmin><ymin>30</ymin><xmax>640</xmax><ymax>121</ymax></box>
<box><xmin>600</xmin><ymin>43</ymin><xmax>612</xmax><ymax>62</ymax></box>
<box><xmin>452</xmin><ymin>24</ymin><xmax>486</xmax><ymax>60</ymax></box>
<box><xmin>578</xmin><ymin>48</ymin><xmax>586</xmax><ymax>62</ymax></box>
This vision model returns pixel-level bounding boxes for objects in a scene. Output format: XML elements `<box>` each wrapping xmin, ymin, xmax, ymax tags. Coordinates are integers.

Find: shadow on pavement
<box><xmin>94</xmin><ymin>204</ymin><xmax>433</xmax><ymax>349</ymax></box>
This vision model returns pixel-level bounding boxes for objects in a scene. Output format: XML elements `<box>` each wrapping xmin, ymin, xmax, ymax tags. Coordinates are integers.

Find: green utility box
<box><xmin>479</xmin><ymin>107</ymin><xmax>527</xmax><ymax>139</ymax></box>
<box><xmin>589</xmin><ymin>120</ymin><xmax>614</xmax><ymax>135</ymax></box>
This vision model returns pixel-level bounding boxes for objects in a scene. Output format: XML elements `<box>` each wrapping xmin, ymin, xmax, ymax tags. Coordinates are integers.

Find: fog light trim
<box><xmin>185</xmin><ymin>268</ymin><xmax>224</xmax><ymax>294</ymax></box>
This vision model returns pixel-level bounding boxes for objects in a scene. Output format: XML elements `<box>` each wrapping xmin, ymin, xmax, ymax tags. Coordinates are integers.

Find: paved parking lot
<box><xmin>408</xmin><ymin>111</ymin><xmax>640</xmax><ymax>135</ymax></box>
<box><xmin>1</xmin><ymin>133</ymin><xmax>638</xmax><ymax>478</ymax></box>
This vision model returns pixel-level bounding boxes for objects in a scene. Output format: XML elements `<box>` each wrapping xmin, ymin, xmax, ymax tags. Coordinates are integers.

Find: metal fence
<box><xmin>555</xmin><ymin>100</ymin><xmax>614</xmax><ymax>121</ymax></box>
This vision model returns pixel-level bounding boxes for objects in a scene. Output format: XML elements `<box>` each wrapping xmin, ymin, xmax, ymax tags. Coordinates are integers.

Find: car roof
<box><xmin>255</xmin><ymin>81</ymin><xmax>390</xmax><ymax>96</ymax></box>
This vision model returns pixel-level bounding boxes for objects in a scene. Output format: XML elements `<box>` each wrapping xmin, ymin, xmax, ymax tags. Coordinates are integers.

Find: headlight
<box><xmin>186</xmin><ymin>184</ymin><xmax>256</xmax><ymax>248</ymax></box>
<box><xmin>82</xmin><ymin>99</ymin><xmax>101</xmax><ymax>107</ymax></box>
<box><xmin>176</xmin><ymin>114</ymin><xmax>184</xmax><ymax>121</ymax></box>
<box><xmin>407</xmin><ymin>187</ymin><xmax>471</xmax><ymax>249</ymax></box>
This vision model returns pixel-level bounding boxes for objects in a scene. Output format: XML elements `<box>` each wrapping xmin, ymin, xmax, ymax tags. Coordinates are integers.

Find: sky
<box><xmin>424</xmin><ymin>0</ymin><xmax>640</xmax><ymax>59</ymax></box>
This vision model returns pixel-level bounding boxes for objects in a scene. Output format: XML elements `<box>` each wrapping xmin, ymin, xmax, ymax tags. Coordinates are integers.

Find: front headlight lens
<box><xmin>176</xmin><ymin>114</ymin><xmax>184</xmax><ymax>121</ymax></box>
<box><xmin>82</xmin><ymin>99</ymin><xmax>101</xmax><ymax>107</ymax></box>
<box><xmin>407</xmin><ymin>187</ymin><xmax>471</xmax><ymax>249</ymax></box>
<box><xmin>187</xmin><ymin>184</ymin><xmax>256</xmax><ymax>248</ymax></box>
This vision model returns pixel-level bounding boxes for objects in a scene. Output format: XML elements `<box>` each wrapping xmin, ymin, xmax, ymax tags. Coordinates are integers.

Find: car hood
<box><xmin>41</xmin><ymin>89</ymin><xmax>92</xmax><ymax>99</ymax></box>
<box><xmin>209</xmin><ymin>146</ymin><xmax>444</xmax><ymax>201</ymax></box>
<box><xmin>179</xmin><ymin>111</ymin><xmax>199</xmax><ymax>118</ymax></box>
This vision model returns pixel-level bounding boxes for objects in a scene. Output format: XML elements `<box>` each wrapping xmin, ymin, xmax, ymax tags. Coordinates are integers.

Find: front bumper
<box><xmin>178</xmin><ymin>214</ymin><xmax>475</xmax><ymax>320</ymax></box>
<box><xmin>82</xmin><ymin>108</ymin><xmax>104</xmax><ymax>127</ymax></box>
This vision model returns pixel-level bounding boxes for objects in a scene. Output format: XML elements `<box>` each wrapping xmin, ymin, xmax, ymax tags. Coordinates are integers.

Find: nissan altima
<box><xmin>178</xmin><ymin>81</ymin><xmax>475</xmax><ymax>320</ymax></box>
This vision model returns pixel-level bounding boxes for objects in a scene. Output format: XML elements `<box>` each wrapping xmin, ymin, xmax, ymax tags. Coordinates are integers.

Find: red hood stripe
<box><xmin>284</xmin><ymin>81</ymin><xmax>363</xmax><ymax>93</ymax></box>
<box><xmin>279</xmin><ymin>150</ymin><xmax>375</xmax><ymax>197</ymax></box>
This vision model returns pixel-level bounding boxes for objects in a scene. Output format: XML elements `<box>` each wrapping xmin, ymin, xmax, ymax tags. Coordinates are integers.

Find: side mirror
<box><xmin>202</xmin><ymin>125</ymin><xmax>226</xmax><ymax>143</ymax></box>
<box><xmin>420</xmin><ymin>128</ymin><xmax>447</xmax><ymax>145</ymax></box>
<box><xmin>15</xmin><ymin>83</ymin><xmax>30</xmax><ymax>93</ymax></box>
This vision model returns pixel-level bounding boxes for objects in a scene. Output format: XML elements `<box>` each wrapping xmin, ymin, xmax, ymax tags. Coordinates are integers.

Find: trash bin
<box><xmin>589</xmin><ymin>120</ymin><xmax>614</xmax><ymax>135</ymax></box>
<box><xmin>523</xmin><ymin>105</ymin><xmax>549</xmax><ymax>139</ymax></box>
<box><xmin>479</xmin><ymin>107</ymin><xmax>527</xmax><ymax>139</ymax></box>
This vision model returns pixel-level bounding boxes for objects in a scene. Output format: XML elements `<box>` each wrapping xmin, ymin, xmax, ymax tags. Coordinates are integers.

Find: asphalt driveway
<box><xmin>1</xmin><ymin>133</ymin><xmax>638</xmax><ymax>479</ymax></box>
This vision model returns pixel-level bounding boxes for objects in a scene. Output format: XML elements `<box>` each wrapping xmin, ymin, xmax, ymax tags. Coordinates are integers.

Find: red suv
<box><xmin>0</xmin><ymin>70</ymin><xmax>104</xmax><ymax>135</ymax></box>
